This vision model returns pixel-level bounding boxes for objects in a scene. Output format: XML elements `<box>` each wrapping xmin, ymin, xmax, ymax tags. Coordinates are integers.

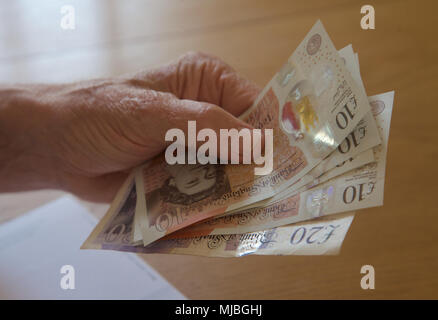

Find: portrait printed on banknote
<box><xmin>145</xmin><ymin>163</ymin><xmax>231</xmax><ymax>227</ymax></box>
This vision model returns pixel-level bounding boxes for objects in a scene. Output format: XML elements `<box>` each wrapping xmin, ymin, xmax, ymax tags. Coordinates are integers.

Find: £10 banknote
<box><xmin>81</xmin><ymin>173</ymin><xmax>355</xmax><ymax>257</ymax></box>
<box><xmin>133</xmin><ymin>20</ymin><xmax>372</xmax><ymax>246</ymax></box>
<box><xmin>213</xmin><ymin>44</ymin><xmax>380</xmax><ymax>215</ymax></box>
<box><xmin>163</xmin><ymin>90</ymin><xmax>393</xmax><ymax>238</ymax></box>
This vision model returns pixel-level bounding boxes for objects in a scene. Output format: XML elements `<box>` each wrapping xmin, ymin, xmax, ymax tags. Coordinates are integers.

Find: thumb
<box><xmin>163</xmin><ymin>98</ymin><xmax>263</xmax><ymax>164</ymax></box>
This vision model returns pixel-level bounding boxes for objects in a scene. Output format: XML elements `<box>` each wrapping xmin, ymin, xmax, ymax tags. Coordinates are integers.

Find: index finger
<box><xmin>127</xmin><ymin>51</ymin><xmax>261</xmax><ymax>117</ymax></box>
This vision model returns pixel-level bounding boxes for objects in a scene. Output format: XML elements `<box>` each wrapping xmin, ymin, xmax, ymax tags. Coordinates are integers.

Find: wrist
<box><xmin>0</xmin><ymin>85</ymin><xmax>63</xmax><ymax>192</ymax></box>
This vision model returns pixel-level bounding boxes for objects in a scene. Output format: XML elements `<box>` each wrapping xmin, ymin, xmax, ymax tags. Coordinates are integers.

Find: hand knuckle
<box><xmin>198</xmin><ymin>103</ymin><xmax>219</xmax><ymax>121</ymax></box>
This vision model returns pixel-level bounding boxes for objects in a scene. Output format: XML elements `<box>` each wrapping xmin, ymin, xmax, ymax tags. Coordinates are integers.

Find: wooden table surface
<box><xmin>0</xmin><ymin>0</ymin><xmax>437</xmax><ymax>299</ymax></box>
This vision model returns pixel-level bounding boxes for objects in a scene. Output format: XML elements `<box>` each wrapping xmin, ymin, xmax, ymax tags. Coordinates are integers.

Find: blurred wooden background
<box><xmin>0</xmin><ymin>0</ymin><xmax>437</xmax><ymax>299</ymax></box>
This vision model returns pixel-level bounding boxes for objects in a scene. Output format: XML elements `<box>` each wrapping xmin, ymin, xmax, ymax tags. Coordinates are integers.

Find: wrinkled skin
<box><xmin>0</xmin><ymin>52</ymin><xmax>261</xmax><ymax>202</ymax></box>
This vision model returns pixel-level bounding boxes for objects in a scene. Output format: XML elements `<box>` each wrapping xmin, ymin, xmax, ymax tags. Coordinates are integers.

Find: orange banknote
<box><xmin>81</xmin><ymin>174</ymin><xmax>355</xmax><ymax>257</ymax></box>
<box><xmin>134</xmin><ymin>20</ymin><xmax>372</xmax><ymax>246</ymax></box>
<box><xmin>156</xmin><ymin>91</ymin><xmax>394</xmax><ymax>238</ymax></box>
<box><xmin>215</xmin><ymin>45</ymin><xmax>380</xmax><ymax>214</ymax></box>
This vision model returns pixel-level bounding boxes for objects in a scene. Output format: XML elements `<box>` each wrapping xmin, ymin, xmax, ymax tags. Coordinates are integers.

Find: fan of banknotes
<box><xmin>82</xmin><ymin>20</ymin><xmax>394</xmax><ymax>257</ymax></box>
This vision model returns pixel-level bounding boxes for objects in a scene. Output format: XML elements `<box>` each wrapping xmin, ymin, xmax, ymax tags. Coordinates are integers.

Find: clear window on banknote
<box><xmin>279</xmin><ymin>65</ymin><xmax>337</xmax><ymax>158</ymax></box>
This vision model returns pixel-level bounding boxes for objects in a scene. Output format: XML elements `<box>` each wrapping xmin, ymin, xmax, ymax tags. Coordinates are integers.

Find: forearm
<box><xmin>0</xmin><ymin>85</ymin><xmax>61</xmax><ymax>192</ymax></box>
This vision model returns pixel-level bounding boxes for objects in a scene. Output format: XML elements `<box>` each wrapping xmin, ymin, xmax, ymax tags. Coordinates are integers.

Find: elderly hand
<box><xmin>0</xmin><ymin>52</ymin><xmax>260</xmax><ymax>202</ymax></box>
